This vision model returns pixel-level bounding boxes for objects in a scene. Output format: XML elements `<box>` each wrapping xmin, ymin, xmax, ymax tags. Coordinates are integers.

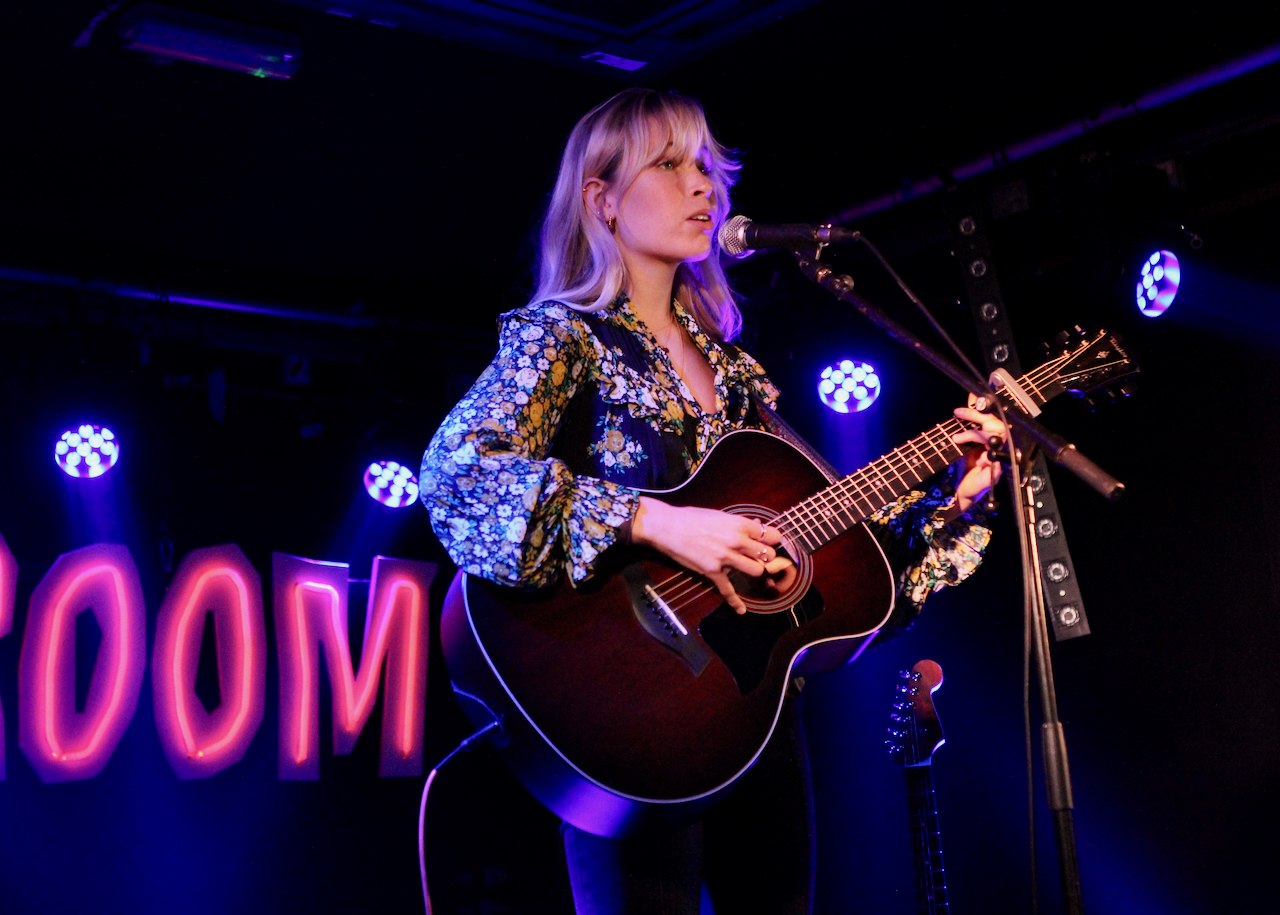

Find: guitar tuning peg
<box><xmin>1038</xmin><ymin>342</ymin><xmax>1051</xmax><ymax>360</ymax></box>
<box><xmin>910</xmin><ymin>672</ymin><xmax>922</xmax><ymax>681</ymax></box>
<box><xmin>893</xmin><ymin>700</ymin><xmax>910</xmax><ymax>710</ymax></box>
<box><xmin>890</xmin><ymin>713</ymin><xmax>906</xmax><ymax>723</ymax></box>
<box><xmin>896</xmin><ymin>684</ymin><xmax>910</xmax><ymax>694</ymax></box>
<box><xmin>1119</xmin><ymin>382</ymin><xmax>1136</xmax><ymax>397</ymax></box>
<box><xmin>1106</xmin><ymin>389</ymin><xmax>1118</xmax><ymax>402</ymax></box>
<box><xmin>1083</xmin><ymin>396</ymin><xmax>1097</xmax><ymax>413</ymax></box>
<box><xmin>1054</xmin><ymin>330</ymin><xmax>1071</xmax><ymax>346</ymax></box>
<box><xmin>898</xmin><ymin>670</ymin><xmax>912</xmax><ymax>679</ymax></box>
<box><xmin>1073</xmin><ymin>324</ymin><xmax>1087</xmax><ymax>337</ymax></box>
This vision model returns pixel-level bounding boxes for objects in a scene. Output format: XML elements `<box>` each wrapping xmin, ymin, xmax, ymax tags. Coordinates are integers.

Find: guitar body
<box><xmin>442</xmin><ymin>429</ymin><xmax>895</xmax><ymax>837</ymax></box>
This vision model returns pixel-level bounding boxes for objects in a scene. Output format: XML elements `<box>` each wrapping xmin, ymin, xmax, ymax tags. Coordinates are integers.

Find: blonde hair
<box><xmin>531</xmin><ymin>88</ymin><xmax>744</xmax><ymax>341</ymax></box>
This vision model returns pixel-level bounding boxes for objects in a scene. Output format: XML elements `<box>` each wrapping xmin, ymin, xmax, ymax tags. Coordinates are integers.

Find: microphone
<box><xmin>718</xmin><ymin>215</ymin><xmax>860</xmax><ymax>258</ymax></box>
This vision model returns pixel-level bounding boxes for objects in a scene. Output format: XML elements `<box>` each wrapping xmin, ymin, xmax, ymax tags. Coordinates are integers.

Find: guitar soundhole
<box><xmin>698</xmin><ymin>585</ymin><xmax>825</xmax><ymax>696</ymax></box>
<box><xmin>720</xmin><ymin>503</ymin><xmax>814</xmax><ymax>613</ymax></box>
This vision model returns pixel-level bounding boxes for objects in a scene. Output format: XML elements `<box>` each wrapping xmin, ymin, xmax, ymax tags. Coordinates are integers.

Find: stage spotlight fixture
<box><xmin>1135</xmin><ymin>250</ymin><xmax>1180</xmax><ymax>317</ymax></box>
<box><xmin>363</xmin><ymin>461</ymin><xmax>419</xmax><ymax>509</ymax></box>
<box><xmin>818</xmin><ymin>360</ymin><xmax>881</xmax><ymax>414</ymax></box>
<box><xmin>118</xmin><ymin>3</ymin><xmax>302</xmax><ymax>79</ymax></box>
<box><xmin>55</xmin><ymin>424</ymin><xmax>119</xmax><ymax>479</ymax></box>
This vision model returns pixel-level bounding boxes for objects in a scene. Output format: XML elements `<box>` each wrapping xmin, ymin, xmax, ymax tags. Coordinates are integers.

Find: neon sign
<box><xmin>275</xmin><ymin>554</ymin><xmax>433</xmax><ymax>779</ymax></box>
<box><xmin>0</xmin><ymin>533</ymin><xmax>16</xmax><ymax>781</ymax></box>
<box><xmin>152</xmin><ymin>544</ymin><xmax>266</xmax><ymax>779</ymax></box>
<box><xmin>18</xmin><ymin>543</ymin><xmax>147</xmax><ymax>783</ymax></box>
<box><xmin>0</xmin><ymin>535</ymin><xmax>436</xmax><ymax>783</ymax></box>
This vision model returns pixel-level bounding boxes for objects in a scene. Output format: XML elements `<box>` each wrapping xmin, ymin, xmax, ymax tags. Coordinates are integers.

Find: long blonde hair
<box><xmin>531</xmin><ymin>88</ymin><xmax>744</xmax><ymax>342</ymax></box>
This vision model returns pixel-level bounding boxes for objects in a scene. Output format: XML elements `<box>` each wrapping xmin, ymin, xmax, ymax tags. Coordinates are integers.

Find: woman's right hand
<box><xmin>628</xmin><ymin>496</ymin><xmax>790</xmax><ymax>614</ymax></box>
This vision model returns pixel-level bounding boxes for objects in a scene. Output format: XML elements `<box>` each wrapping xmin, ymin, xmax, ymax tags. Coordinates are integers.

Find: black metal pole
<box><xmin>792</xmin><ymin>250</ymin><xmax>1098</xmax><ymax>912</ymax></box>
<box><xmin>1022</xmin><ymin>480</ymin><xmax>1086</xmax><ymax>914</ymax></box>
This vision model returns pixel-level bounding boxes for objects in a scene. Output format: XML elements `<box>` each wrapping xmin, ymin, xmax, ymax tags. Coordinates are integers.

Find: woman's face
<box><xmin>611</xmin><ymin>142</ymin><xmax>716</xmax><ymax>271</ymax></box>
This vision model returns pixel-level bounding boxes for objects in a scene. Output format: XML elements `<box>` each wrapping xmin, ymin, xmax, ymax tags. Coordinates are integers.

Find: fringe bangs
<box><xmin>532</xmin><ymin>89</ymin><xmax>744</xmax><ymax>342</ymax></box>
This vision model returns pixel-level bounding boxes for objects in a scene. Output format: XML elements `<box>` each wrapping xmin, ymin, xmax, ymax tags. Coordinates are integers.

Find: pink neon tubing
<box><xmin>42</xmin><ymin>563</ymin><xmax>131</xmax><ymax>761</ymax></box>
<box><xmin>291</xmin><ymin>577</ymin><xmax>422</xmax><ymax>764</ymax></box>
<box><xmin>170</xmin><ymin>567</ymin><xmax>255</xmax><ymax>759</ymax></box>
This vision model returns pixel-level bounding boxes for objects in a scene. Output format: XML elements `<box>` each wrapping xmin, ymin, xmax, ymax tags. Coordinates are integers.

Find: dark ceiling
<box><xmin>1</xmin><ymin>0</ymin><xmax>1275</xmax><ymax>340</ymax></box>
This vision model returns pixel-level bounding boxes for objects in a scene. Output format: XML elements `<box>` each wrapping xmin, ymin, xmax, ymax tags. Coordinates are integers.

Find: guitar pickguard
<box><xmin>699</xmin><ymin>585</ymin><xmax>825</xmax><ymax>695</ymax></box>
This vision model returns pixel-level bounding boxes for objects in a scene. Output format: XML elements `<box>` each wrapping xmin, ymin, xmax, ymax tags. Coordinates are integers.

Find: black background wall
<box><xmin>1</xmin><ymin>3</ymin><xmax>1277</xmax><ymax>913</ymax></box>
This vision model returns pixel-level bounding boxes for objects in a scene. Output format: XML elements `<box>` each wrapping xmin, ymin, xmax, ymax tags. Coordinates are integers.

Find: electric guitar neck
<box><xmin>887</xmin><ymin>659</ymin><xmax>950</xmax><ymax>914</ymax></box>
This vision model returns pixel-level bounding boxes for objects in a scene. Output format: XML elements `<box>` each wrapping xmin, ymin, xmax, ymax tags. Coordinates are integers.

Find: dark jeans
<box><xmin>561</xmin><ymin>699</ymin><xmax>815</xmax><ymax>915</ymax></box>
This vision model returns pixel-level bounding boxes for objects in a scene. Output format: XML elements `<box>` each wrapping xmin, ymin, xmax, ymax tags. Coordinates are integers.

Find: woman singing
<box><xmin>420</xmin><ymin>87</ymin><xmax>1003</xmax><ymax>914</ymax></box>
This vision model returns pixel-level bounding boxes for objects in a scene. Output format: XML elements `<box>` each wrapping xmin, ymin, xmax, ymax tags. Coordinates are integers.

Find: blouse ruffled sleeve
<box><xmin>419</xmin><ymin>303</ymin><xmax>640</xmax><ymax>588</ymax></box>
<box><xmin>866</xmin><ymin>477</ymin><xmax>992</xmax><ymax>637</ymax></box>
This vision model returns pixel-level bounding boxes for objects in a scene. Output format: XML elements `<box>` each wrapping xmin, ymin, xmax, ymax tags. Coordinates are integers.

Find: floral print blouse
<box><xmin>420</xmin><ymin>296</ymin><xmax>990</xmax><ymax>629</ymax></box>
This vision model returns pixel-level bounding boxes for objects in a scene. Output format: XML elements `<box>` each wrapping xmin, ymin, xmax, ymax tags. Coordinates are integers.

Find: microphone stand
<box><xmin>791</xmin><ymin>248</ymin><xmax>1110</xmax><ymax>915</ymax></box>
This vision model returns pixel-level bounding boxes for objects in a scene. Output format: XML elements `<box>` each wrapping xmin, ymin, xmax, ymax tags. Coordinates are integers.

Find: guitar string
<box><xmin>909</xmin><ymin>709</ymin><xmax>946</xmax><ymax>909</ymax></box>
<box><xmin>790</xmin><ymin>343</ymin><xmax>1086</xmax><ymax>541</ymax></box>
<box><xmin>649</xmin><ymin>426</ymin><xmax>973</xmax><ymax>605</ymax></box>
<box><xmin>645</xmin><ymin>344</ymin><xmax>1120</xmax><ymax>610</ymax></box>
<box><xmin>651</xmin><ymin>510</ymin><xmax>795</xmax><ymax>605</ymax></box>
<box><xmin>650</xmin><ymin>387</ymin><xmax>1027</xmax><ymax>608</ymax></box>
<box><xmin>649</xmin><ymin>423</ymin><xmax>977</xmax><ymax>604</ymax></box>
<box><xmin>650</xmin><ymin>406</ymin><xmax>998</xmax><ymax>605</ymax></box>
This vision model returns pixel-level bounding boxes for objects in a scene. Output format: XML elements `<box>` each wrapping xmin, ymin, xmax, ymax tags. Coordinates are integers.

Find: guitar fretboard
<box><xmin>906</xmin><ymin>766</ymin><xmax>950</xmax><ymax>914</ymax></box>
<box><xmin>770</xmin><ymin>353</ymin><xmax>1068</xmax><ymax>552</ymax></box>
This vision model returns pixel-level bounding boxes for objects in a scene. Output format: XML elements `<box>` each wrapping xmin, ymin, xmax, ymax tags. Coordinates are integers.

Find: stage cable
<box><xmin>418</xmin><ymin>717</ymin><xmax>504</xmax><ymax>915</ymax></box>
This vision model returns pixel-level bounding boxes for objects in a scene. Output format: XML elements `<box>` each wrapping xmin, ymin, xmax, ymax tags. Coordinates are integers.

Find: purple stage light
<box><xmin>55</xmin><ymin>424</ymin><xmax>119</xmax><ymax>479</ymax></box>
<box><xmin>363</xmin><ymin>461</ymin><xmax>420</xmax><ymax>509</ymax></box>
<box><xmin>819</xmin><ymin>360</ymin><xmax>881</xmax><ymax>414</ymax></box>
<box><xmin>1135</xmin><ymin>250</ymin><xmax>1180</xmax><ymax>317</ymax></box>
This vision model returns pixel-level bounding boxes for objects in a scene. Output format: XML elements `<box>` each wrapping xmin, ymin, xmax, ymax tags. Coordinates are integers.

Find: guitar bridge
<box><xmin>621</xmin><ymin>564</ymin><xmax>713</xmax><ymax>676</ymax></box>
<box><xmin>643</xmin><ymin>584</ymin><xmax>690</xmax><ymax>635</ymax></box>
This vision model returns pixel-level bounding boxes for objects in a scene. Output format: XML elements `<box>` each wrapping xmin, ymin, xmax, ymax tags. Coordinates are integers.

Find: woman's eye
<box><xmin>659</xmin><ymin>160</ymin><xmax>676</xmax><ymax>170</ymax></box>
<box><xmin>696</xmin><ymin>160</ymin><xmax>710</xmax><ymax>175</ymax></box>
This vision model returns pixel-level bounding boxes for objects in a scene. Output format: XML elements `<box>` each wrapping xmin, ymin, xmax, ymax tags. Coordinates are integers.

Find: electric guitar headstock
<box><xmin>885</xmin><ymin>659</ymin><xmax>946</xmax><ymax>768</ymax></box>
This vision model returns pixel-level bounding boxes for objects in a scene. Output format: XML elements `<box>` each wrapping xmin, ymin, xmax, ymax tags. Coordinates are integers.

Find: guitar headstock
<box><xmin>1036</xmin><ymin>326</ymin><xmax>1139</xmax><ymax>404</ymax></box>
<box><xmin>885</xmin><ymin>659</ymin><xmax>946</xmax><ymax>768</ymax></box>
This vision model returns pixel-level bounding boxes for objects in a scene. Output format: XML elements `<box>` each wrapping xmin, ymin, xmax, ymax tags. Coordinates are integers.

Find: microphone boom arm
<box><xmin>790</xmin><ymin>250</ymin><xmax>1124</xmax><ymax>501</ymax></box>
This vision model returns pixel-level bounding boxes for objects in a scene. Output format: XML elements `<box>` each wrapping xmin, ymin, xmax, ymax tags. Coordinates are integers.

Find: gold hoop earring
<box><xmin>607</xmin><ymin>215</ymin><xmax>617</xmax><ymax>233</ymax></box>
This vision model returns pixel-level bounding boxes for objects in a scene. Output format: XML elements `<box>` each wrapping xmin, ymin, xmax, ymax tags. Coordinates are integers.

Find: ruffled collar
<box><xmin>608</xmin><ymin>296</ymin><xmax>778</xmax><ymax>422</ymax></box>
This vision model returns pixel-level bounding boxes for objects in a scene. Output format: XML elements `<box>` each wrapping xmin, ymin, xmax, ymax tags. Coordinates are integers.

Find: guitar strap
<box><xmin>748</xmin><ymin>393</ymin><xmax>840</xmax><ymax>485</ymax></box>
<box><xmin>714</xmin><ymin>335</ymin><xmax>840</xmax><ymax>485</ymax></box>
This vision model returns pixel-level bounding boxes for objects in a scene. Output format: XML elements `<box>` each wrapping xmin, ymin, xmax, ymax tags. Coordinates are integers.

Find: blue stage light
<box><xmin>1135</xmin><ymin>250</ymin><xmax>1180</xmax><ymax>317</ymax></box>
<box><xmin>819</xmin><ymin>360</ymin><xmax>880</xmax><ymax>414</ymax></box>
<box><xmin>55</xmin><ymin>424</ymin><xmax>119</xmax><ymax>478</ymax></box>
<box><xmin>363</xmin><ymin>460</ymin><xmax>419</xmax><ymax>508</ymax></box>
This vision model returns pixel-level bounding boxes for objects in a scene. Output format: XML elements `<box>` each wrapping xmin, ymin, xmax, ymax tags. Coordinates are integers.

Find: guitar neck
<box><xmin>905</xmin><ymin>765</ymin><xmax>950</xmax><ymax>915</ymax></box>
<box><xmin>774</xmin><ymin>357</ymin><xmax>1066</xmax><ymax>553</ymax></box>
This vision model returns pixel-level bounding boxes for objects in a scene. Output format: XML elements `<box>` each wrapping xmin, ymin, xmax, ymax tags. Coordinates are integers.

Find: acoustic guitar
<box><xmin>443</xmin><ymin>329</ymin><xmax>1135</xmax><ymax>837</ymax></box>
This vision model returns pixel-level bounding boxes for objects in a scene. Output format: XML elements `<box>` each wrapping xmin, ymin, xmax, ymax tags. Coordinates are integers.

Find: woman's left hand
<box><xmin>951</xmin><ymin>400</ymin><xmax>1009</xmax><ymax>514</ymax></box>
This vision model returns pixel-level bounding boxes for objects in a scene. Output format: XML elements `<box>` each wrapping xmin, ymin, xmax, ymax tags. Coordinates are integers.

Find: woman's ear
<box><xmin>582</xmin><ymin>178</ymin><xmax>609</xmax><ymax>223</ymax></box>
